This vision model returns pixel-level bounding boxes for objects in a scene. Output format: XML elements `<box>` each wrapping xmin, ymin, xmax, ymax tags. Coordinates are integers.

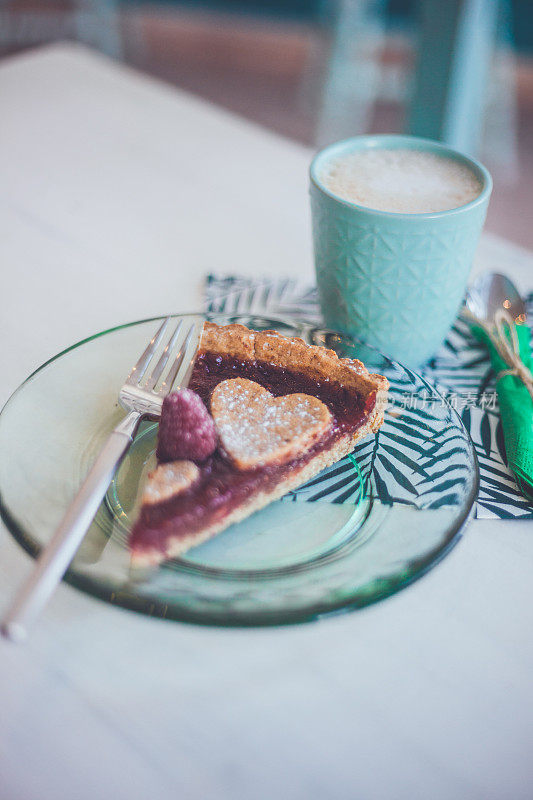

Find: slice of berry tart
<box><xmin>130</xmin><ymin>321</ymin><xmax>388</xmax><ymax>567</ymax></box>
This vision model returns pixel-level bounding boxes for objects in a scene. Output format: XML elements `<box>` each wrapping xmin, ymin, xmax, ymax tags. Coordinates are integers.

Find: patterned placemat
<box><xmin>204</xmin><ymin>274</ymin><xmax>533</xmax><ymax>520</ymax></box>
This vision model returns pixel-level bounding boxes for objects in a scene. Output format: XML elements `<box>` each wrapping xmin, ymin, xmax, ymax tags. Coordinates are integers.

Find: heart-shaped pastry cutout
<box><xmin>210</xmin><ymin>378</ymin><xmax>332</xmax><ymax>470</ymax></box>
<box><xmin>142</xmin><ymin>460</ymin><xmax>200</xmax><ymax>505</ymax></box>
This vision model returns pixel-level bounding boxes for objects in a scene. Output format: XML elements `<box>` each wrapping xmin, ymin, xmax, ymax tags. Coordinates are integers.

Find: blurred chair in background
<box><xmin>310</xmin><ymin>0</ymin><xmax>387</xmax><ymax>146</ymax></box>
<box><xmin>409</xmin><ymin>0</ymin><xmax>517</xmax><ymax>171</ymax></box>
<box><xmin>409</xmin><ymin>0</ymin><xmax>498</xmax><ymax>154</ymax></box>
<box><xmin>311</xmin><ymin>0</ymin><xmax>517</xmax><ymax>169</ymax></box>
<box><xmin>0</xmin><ymin>0</ymin><xmax>122</xmax><ymax>58</ymax></box>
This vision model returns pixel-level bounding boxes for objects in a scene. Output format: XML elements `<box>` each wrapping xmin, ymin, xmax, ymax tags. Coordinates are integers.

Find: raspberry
<box><xmin>156</xmin><ymin>389</ymin><xmax>217</xmax><ymax>463</ymax></box>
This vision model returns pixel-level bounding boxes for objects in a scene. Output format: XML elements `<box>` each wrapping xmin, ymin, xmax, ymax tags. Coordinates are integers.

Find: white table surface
<box><xmin>1</xmin><ymin>44</ymin><xmax>532</xmax><ymax>800</ymax></box>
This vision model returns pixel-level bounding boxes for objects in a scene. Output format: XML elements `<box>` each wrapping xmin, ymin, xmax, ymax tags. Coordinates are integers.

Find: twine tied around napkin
<box><xmin>462</xmin><ymin>303</ymin><xmax>533</xmax><ymax>502</ymax></box>
<box><xmin>463</xmin><ymin>307</ymin><xmax>533</xmax><ymax>401</ymax></box>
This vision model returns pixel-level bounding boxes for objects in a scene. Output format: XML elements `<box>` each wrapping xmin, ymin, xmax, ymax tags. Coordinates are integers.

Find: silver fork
<box><xmin>1</xmin><ymin>316</ymin><xmax>202</xmax><ymax>642</ymax></box>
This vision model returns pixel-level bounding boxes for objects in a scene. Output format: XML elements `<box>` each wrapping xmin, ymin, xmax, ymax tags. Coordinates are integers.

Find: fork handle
<box><xmin>1</xmin><ymin>410</ymin><xmax>142</xmax><ymax>642</ymax></box>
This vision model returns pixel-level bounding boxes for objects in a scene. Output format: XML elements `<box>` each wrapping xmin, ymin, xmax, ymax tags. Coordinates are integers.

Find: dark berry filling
<box><xmin>130</xmin><ymin>353</ymin><xmax>375</xmax><ymax>556</ymax></box>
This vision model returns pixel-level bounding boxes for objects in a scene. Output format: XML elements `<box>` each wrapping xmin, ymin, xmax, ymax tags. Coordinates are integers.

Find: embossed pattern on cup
<box><xmin>310</xmin><ymin>135</ymin><xmax>492</xmax><ymax>366</ymax></box>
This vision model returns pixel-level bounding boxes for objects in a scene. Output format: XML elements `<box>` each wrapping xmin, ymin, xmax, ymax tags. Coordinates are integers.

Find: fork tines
<box><xmin>127</xmin><ymin>317</ymin><xmax>199</xmax><ymax>397</ymax></box>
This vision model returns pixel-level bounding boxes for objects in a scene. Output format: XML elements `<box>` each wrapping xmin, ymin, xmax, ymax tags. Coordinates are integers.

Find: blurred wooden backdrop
<box><xmin>1</xmin><ymin>0</ymin><xmax>532</xmax><ymax>248</ymax></box>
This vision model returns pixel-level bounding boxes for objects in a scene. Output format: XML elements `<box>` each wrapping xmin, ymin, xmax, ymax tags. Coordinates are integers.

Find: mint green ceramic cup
<box><xmin>310</xmin><ymin>135</ymin><xmax>492</xmax><ymax>366</ymax></box>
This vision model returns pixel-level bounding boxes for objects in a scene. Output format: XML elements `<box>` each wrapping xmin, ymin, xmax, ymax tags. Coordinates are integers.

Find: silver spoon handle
<box><xmin>1</xmin><ymin>411</ymin><xmax>141</xmax><ymax>642</ymax></box>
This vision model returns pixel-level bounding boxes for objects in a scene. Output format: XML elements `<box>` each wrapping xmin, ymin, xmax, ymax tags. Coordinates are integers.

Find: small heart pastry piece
<box><xmin>142</xmin><ymin>460</ymin><xmax>200</xmax><ymax>506</ymax></box>
<box><xmin>210</xmin><ymin>378</ymin><xmax>332</xmax><ymax>470</ymax></box>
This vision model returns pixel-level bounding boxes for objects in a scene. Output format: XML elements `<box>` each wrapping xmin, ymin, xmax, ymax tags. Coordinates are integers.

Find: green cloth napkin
<box><xmin>472</xmin><ymin>323</ymin><xmax>533</xmax><ymax>502</ymax></box>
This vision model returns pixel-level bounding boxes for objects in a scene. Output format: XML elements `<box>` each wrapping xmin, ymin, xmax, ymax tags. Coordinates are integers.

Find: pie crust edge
<box><xmin>199</xmin><ymin>321</ymin><xmax>389</xmax><ymax>398</ymax></box>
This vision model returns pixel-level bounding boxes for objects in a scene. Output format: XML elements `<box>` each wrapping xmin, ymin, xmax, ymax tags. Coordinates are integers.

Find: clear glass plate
<box><xmin>0</xmin><ymin>314</ymin><xmax>478</xmax><ymax>626</ymax></box>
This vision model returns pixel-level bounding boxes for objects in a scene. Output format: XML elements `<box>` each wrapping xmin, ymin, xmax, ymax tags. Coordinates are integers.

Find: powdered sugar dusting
<box><xmin>211</xmin><ymin>378</ymin><xmax>332</xmax><ymax>470</ymax></box>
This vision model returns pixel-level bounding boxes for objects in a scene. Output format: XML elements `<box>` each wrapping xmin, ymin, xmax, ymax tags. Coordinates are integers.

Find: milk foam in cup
<box><xmin>321</xmin><ymin>148</ymin><xmax>482</xmax><ymax>214</ymax></box>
